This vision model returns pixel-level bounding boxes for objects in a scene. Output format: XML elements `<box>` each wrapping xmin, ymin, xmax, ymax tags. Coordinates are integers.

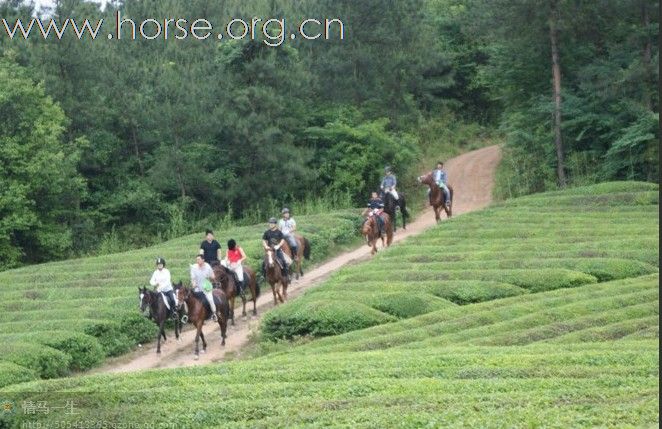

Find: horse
<box><xmin>418</xmin><ymin>172</ymin><xmax>453</xmax><ymax>221</ymax></box>
<box><xmin>212</xmin><ymin>263</ymin><xmax>260</xmax><ymax>325</ymax></box>
<box><xmin>138</xmin><ymin>287</ymin><xmax>181</xmax><ymax>354</ymax></box>
<box><xmin>281</xmin><ymin>235</ymin><xmax>311</xmax><ymax>279</ymax></box>
<box><xmin>173</xmin><ymin>281</ymin><xmax>229</xmax><ymax>359</ymax></box>
<box><xmin>263</xmin><ymin>247</ymin><xmax>289</xmax><ymax>305</ymax></box>
<box><xmin>383</xmin><ymin>191</ymin><xmax>409</xmax><ymax>231</ymax></box>
<box><xmin>361</xmin><ymin>211</ymin><xmax>393</xmax><ymax>255</ymax></box>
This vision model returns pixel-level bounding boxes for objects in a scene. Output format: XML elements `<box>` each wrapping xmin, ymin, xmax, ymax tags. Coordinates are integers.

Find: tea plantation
<box><xmin>0</xmin><ymin>182</ymin><xmax>658</xmax><ymax>428</ymax></box>
<box><xmin>0</xmin><ymin>211</ymin><xmax>362</xmax><ymax>384</ymax></box>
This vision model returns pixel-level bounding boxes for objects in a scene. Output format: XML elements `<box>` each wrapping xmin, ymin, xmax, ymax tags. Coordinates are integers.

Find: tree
<box><xmin>0</xmin><ymin>55</ymin><xmax>85</xmax><ymax>268</ymax></box>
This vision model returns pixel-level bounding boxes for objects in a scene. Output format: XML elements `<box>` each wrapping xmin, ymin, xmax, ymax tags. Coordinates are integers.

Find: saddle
<box><xmin>193</xmin><ymin>291</ymin><xmax>214</xmax><ymax>318</ymax></box>
<box><xmin>160</xmin><ymin>292</ymin><xmax>172</xmax><ymax>310</ymax></box>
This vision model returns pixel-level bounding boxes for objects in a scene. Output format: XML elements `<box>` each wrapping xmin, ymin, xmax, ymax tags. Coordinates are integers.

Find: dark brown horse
<box><xmin>418</xmin><ymin>172</ymin><xmax>453</xmax><ymax>221</ymax></box>
<box><xmin>139</xmin><ymin>287</ymin><xmax>181</xmax><ymax>354</ymax></box>
<box><xmin>361</xmin><ymin>211</ymin><xmax>393</xmax><ymax>255</ymax></box>
<box><xmin>383</xmin><ymin>191</ymin><xmax>409</xmax><ymax>231</ymax></box>
<box><xmin>173</xmin><ymin>281</ymin><xmax>229</xmax><ymax>359</ymax></box>
<box><xmin>212</xmin><ymin>263</ymin><xmax>260</xmax><ymax>325</ymax></box>
<box><xmin>263</xmin><ymin>247</ymin><xmax>288</xmax><ymax>305</ymax></box>
<box><xmin>281</xmin><ymin>235</ymin><xmax>311</xmax><ymax>279</ymax></box>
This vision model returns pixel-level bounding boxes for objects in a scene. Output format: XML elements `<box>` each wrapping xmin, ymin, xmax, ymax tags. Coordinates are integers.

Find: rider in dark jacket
<box><xmin>367</xmin><ymin>192</ymin><xmax>385</xmax><ymax>235</ymax></box>
<box><xmin>262</xmin><ymin>217</ymin><xmax>289</xmax><ymax>280</ymax></box>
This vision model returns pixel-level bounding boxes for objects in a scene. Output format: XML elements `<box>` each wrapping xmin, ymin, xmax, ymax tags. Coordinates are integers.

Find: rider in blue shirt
<box><xmin>380</xmin><ymin>166</ymin><xmax>398</xmax><ymax>200</ymax></box>
<box><xmin>432</xmin><ymin>161</ymin><xmax>451</xmax><ymax>208</ymax></box>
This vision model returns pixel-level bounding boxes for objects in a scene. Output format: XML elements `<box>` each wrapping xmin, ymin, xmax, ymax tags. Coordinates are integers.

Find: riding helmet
<box><xmin>384</xmin><ymin>166</ymin><xmax>392</xmax><ymax>173</ymax></box>
<box><xmin>268</xmin><ymin>217</ymin><xmax>278</xmax><ymax>224</ymax></box>
<box><xmin>281</xmin><ymin>207</ymin><xmax>290</xmax><ymax>214</ymax></box>
<box><xmin>156</xmin><ymin>257</ymin><xmax>166</xmax><ymax>266</ymax></box>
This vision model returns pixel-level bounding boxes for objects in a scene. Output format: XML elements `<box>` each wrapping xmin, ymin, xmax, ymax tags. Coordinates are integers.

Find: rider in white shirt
<box><xmin>278</xmin><ymin>208</ymin><xmax>298</xmax><ymax>258</ymax></box>
<box><xmin>149</xmin><ymin>257</ymin><xmax>178</xmax><ymax>318</ymax></box>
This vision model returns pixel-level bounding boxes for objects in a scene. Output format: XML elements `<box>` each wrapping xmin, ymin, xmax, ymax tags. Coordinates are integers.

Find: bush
<box><xmin>0</xmin><ymin>343</ymin><xmax>71</xmax><ymax>379</ymax></box>
<box><xmin>366</xmin><ymin>293</ymin><xmax>454</xmax><ymax>318</ymax></box>
<box><xmin>262</xmin><ymin>300</ymin><xmax>396</xmax><ymax>341</ymax></box>
<box><xmin>33</xmin><ymin>333</ymin><xmax>105</xmax><ymax>371</ymax></box>
<box><xmin>0</xmin><ymin>361</ymin><xmax>37</xmax><ymax>388</ymax></box>
<box><xmin>117</xmin><ymin>313</ymin><xmax>159</xmax><ymax>345</ymax></box>
<box><xmin>84</xmin><ymin>321</ymin><xmax>134</xmax><ymax>357</ymax></box>
<box><xmin>425</xmin><ymin>281</ymin><xmax>527</xmax><ymax>304</ymax></box>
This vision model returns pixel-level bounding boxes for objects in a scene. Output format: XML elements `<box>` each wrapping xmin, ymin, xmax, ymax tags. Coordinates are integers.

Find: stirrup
<box><xmin>211</xmin><ymin>313</ymin><xmax>218</xmax><ymax>322</ymax></box>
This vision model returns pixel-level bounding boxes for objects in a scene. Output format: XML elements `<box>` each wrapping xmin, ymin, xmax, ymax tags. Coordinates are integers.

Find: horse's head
<box><xmin>362</xmin><ymin>216</ymin><xmax>375</xmax><ymax>238</ymax></box>
<box><xmin>175</xmin><ymin>282</ymin><xmax>191</xmax><ymax>303</ymax></box>
<box><xmin>264</xmin><ymin>247</ymin><xmax>276</xmax><ymax>268</ymax></box>
<box><xmin>418</xmin><ymin>172</ymin><xmax>434</xmax><ymax>185</ymax></box>
<box><xmin>138</xmin><ymin>286</ymin><xmax>151</xmax><ymax>312</ymax></box>
<box><xmin>212</xmin><ymin>265</ymin><xmax>226</xmax><ymax>286</ymax></box>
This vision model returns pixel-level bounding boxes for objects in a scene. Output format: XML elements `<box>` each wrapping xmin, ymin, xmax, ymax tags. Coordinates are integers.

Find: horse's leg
<box><xmin>200</xmin><ymin>330</ymin><xmax>207</xmax><ymax>353</ymax></box>
<box><xmin>281</xmin><ymin>281</ymin><xmax>287</xmax><ymax>302</ymax></box>
<box><xmin>271</xmin><ymin>284</ymin><xmax>278</xmax><ymax>305</ymax></box>
<box><xmin>174</xmin><ymin>311</ymin><xmax>180</xmax><ymax>341</ymax></box>
<box><xmin>160</xmin><ymin>310</ymin><xmax>167</xmax><ymax>341</ymax></box>
<box><xmin>230</xmin><ymin>294</ymin><xmax>236</xmax><ymax>326</ymax></box>
<box><xmin>193</xmin><ymin>325</ymin><xmax>200</xmax><ymax>359</ymax></box>
<box><xmin>156</xmin><ymin>319</ymin><xmax>164</xmax><ymax>354</ymax></box>
<box><xmin>217</xmin><ymin>314</ymin><xmax>226</xmax><ymax>346</ymax></box>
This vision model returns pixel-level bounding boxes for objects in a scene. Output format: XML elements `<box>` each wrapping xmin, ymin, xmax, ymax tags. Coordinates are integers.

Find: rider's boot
<box><xmin>238</xmin><ymin>280</ymin><xmax>246</xmax><ymax>298</ymax></box>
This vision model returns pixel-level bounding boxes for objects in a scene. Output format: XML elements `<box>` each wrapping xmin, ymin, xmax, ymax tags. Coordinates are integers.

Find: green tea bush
<box><xmin>0</xmin><ymin>361</ymin><xmax>36</xmax><ymax>388</ymax></box>
<box><xmin>262</xmin><ymin>300</ymin><xmax>396</xmax><ymax>340</ymax></box>
<box><xmin>425</xmin><ymin>281</ymin><xmax>527</xmax><ymax>304</ymax></box>
<box><xmin>31</xmin><ymin>332</ymin><xmax>105</xmax><ymax>371</ymax></box>
<box><xmin>84</xmin><ymin>321</ymin><xmax>134</xmax><ymax>357</ymax></box>
<box><xmin>0</xmin><ymin>343</ymin><xmax>71</xmax><ymax>379</ymax></box>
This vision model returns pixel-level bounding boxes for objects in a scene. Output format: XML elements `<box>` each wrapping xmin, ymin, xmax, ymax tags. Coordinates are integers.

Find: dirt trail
<box><xmin>93</xmin><ymin>145</ymin><xmax>501</xmax><ymax>374</ymax></box>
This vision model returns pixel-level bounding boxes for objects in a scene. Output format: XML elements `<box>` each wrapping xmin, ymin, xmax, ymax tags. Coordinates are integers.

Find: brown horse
<box><xmin>263</xmin><ymin>247</ymin><xmax>288</xmax><ymax>304</ymax></box>
<box><xmin>418</xmin><ymin>172</ymin><xmax>453</xmax><ymax>222</ymax></box>
<box><xmin>281</xmin><ymin>235</ymin><xmax>311</xmax><ymax>279</ymax></box>
<box><xmin>173</xmin><ymin>281</ymin><xmax>229</xmax><ymax>359</ymax></box>
<box><xmin>138</xmin><ymin>287</ymin><xmax>181</xmax><ymax>354</ymax></box>
<box><xmin>361</xmin><ymin>211</ymin><xmax>393</xmax><ymax>255</ymax></box>
<box><xmin>212</xmin><ymin>263</ymin><xmax>260</xmax><ymax>325</ymax></box>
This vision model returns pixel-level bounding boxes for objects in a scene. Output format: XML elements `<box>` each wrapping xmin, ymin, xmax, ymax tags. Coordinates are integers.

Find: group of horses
<box><xmin>361</xmin><ymin>173</ymin><xmax>454</xmax><ymax>254</ymax></box>
<box><xmin>138</xmin><ymin>173</ymin><xmax>451</xmax><ymax>358</ymax></box>
<box><xmin>139</xmin><ymin>235</ymin><xmax>311</xmax><ymax>358</ymax></box>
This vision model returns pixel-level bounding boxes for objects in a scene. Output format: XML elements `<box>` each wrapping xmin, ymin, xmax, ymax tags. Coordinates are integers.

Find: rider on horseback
<box><xmin>380</xmin><ymin>166</ymin><xmax>399</xmax><ymax>200</ymax></box>
<box><xmin>222</xmin><ymin>239</ymin><xmax>247</xmax><ymax>297</ymax></box>
<box><xmin>149</xmin><ymin>257</ymin><xmax>178</xmax><ymax>320</ymax></box>
<box><xmin>367</xmin><ymin>191</ymin><xmax>385</xmax><ymax>236</ymax></box>
<box><xmin>278</xmin><ymin>208</ymin><xmax>298</xmax><ymax>259</ymax></box>
<box><xmin>262</xmin><ymin>217</ymin><xmax>290</xmax><ymax>281</ymax></box>
<box><xmin>200</xmin><ymin>229</ymin><xmax>222</xmax><ymax>266</ymax></box>
<box><xmin>433</xmin><ymin>161</ymin><xmax>451</xmax><ymax>209</ymax></box>
<box><xmin>190</xmin><ymin>254</ymin><xmax>217</xmax><ymax>321</ymax></box>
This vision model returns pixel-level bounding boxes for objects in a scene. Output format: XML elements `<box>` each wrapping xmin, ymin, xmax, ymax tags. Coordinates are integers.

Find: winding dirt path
<box><xmin>92</xmin><ymin>145</ymin><xmax>501</xmax><ymax>374</ymax></box>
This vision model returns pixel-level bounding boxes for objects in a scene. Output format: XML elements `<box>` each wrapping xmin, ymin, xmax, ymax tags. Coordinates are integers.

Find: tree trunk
<box><xmin>549</xmin><ymin>0</ymin><xmax>566</xmax><ymax>187</ymax></box>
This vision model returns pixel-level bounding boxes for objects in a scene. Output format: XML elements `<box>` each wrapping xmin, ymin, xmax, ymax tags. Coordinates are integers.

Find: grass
<box><xmin>0</xmin><ymin>210</ymin><xmax>363</xmax><ymax>385</ymax></box>
<box><xmin>0</xmin><ymin>181</ymin><xmax>657</xmax><ymax>428</ymax></box>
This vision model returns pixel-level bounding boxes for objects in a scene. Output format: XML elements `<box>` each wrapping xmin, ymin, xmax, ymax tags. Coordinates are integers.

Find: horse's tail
<box><xmin>303</xmin><ymin>237</ymin><xmax>311</xmax><ymax>260</ymax></box>
<box><xmin>250</xmin><ymin>270</ymin><xmax>261</xmax><ymax>298</ymax></box>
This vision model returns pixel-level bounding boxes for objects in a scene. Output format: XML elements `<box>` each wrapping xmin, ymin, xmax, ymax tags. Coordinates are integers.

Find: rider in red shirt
<box><xmin>223</xmin><ymin>239</ymin><xmax>247</xmax><ymax>295</ymax></box>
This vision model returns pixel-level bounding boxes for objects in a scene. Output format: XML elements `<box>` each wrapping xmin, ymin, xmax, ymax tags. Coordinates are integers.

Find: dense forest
<box><xmin>0</xmin><ymin>0</ymin><xmax>658</xmax><ymax>269</ymax></box>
